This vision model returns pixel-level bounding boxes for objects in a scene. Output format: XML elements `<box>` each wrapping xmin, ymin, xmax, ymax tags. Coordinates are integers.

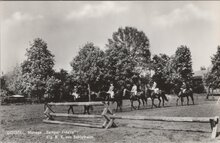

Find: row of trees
<box><xmin>204</xmin><ymin>46</ymin><xmax>220</xmax><ymax>92</ymax></box>
<box><xmin>1</xmin><ymin>26</ymin><xmax>219</xmax><ymax>102</ymax></box>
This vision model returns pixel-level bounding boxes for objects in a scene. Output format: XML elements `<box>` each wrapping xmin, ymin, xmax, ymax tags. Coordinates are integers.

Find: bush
<box><xmin>193</xmin><ymin>84</ymin><xmax>206</xmax><ymax>93</ymax></box>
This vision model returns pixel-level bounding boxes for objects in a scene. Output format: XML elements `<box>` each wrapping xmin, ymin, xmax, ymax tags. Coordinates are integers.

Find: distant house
<box><xmin>192</xmin><ymin>69</ymin><xmax>207</xmax><ymax>93</ymax></box>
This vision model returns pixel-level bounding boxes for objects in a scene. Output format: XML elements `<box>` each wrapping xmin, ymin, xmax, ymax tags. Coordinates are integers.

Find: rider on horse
<box><xmin>107</xmin><ymin>83</ymin><xmax>114</xmax><ymax>98</ymax></box>
<box><xmin>72</xmin><ymin>86</ymin><xmax>80</xmax><ymax>99</ymax></box>
<box><xmin>131</xmin><ymin>83</ymin><xmax>137</xmax><ymax>96</ymax></box>
<box><xmin>152</xmin><ymin>81</ymin><xmax>160</xmax><ymax>94</ymax></box>
<box><xmin>179</xmin><ymin>81</ymin><xmax>190</xmax><ymax>96</ymax></box>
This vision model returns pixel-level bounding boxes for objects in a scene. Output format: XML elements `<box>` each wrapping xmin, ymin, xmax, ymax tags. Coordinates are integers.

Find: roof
<box><xmin>193</xmin><ymin>70</ymin><xmax>208</xmax><ymax>77</ymax></box>
<box><xmin>11</xmin><ymin>95</ymin><xmax>24</xmax><ymax>98</ymax></box>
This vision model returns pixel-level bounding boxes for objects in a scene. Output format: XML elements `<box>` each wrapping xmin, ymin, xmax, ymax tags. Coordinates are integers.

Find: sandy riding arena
<box><xmin>1</xmin><ymin>94</ymin><xmax>220</xmax><ymax>143</ymax></box>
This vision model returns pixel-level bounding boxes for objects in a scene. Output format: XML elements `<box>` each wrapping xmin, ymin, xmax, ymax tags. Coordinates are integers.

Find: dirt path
<box><xmin>1</xmin><ymin>94</ymin><xmax>220</xmax><ymax>143</ymax></box>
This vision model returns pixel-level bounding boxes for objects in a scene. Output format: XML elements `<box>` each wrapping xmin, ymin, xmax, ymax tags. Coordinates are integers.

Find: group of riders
<box><xmin>71</xmin><ymin>80</ymin><xmax>191</xmax><ymax>100</ymax></box>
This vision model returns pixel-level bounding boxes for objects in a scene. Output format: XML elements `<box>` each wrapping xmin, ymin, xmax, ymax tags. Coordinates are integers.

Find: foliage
<box><xmin>21</xmin><ymin>38</ymin><xmax>55</xmax><ymax>99</ymax></box>
<box><xmin>104</xmin><ymin>26</ymin><xmax>151</xmax><ymax>89</ymax></box>
<box><xmin>0</xmin><ymin>89</ymin><xmax>8</xmax><ymax>97</ymax></box>
<box><xmin>151</xmin><ymin>54</ymin><xmax>173</xmax><ymax>92</ymax></box>
<box><xmin>45</xmin><ymin>76</ymin><xmax>61</xmax><ymax>101</ymax></box>
<box><xmin>173</xmin><ymin>45</ymin><xmax>193</xmax><ymax>86</ymax></box>
<box><xmin>204</xmin><ymin>69</ymin><xmax>215</xmax><ymax>87</ymax></box>
<box><xmin>0</xmin><ymin>75</ymin><xmax>10</xmax><ymax>97</ymax></box>
<box><xmin>70</xmin><ymin>42</ymin><xmax>105</xmax><ymax>92</ymax></box>
<box><xmin>54</xmin><ymin>69</ymin><xmax>75</xmax><ymax>101</ymax></box>
<box><xmin>192</xmin><ymin>76</ymin><xmax>205</xmax><ymax>93</ymax></box>
<box><xmin>210</xmin><ymin>46</ymin><xmax>220</xmax><ymax>87</ymax></box>
<box><xmin>4</xmin><ymin>65</ymin><xmax>24</xmax><ymax>95</ymax></box>
<box><xmin>0</xmin><ymin>75</ymin><xmax>7</xmax><ymax>91</ymax></box>
<box><xmin>204</xmin><ymin>46</ymin><xmax>220</xmax><ymax>89</ymax></box>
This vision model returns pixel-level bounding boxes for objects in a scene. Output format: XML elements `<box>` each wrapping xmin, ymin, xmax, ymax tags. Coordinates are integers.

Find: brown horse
<box><xmin>144</xmin><ymin>87</ymin><xmax>168</xmax><ymax>108</ymax></box>
<box><xmin>176</xmin><ymin>88</ymin><xmax>194</xmax><ymax>106</ymax></box>
<box><xmin>123</xmin><ymin>88</ymin><xmax>144</xmax><ymax>110</ymax></box>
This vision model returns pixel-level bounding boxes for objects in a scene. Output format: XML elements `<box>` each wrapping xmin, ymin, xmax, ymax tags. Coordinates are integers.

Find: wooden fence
<box><xmin>43</xmin><ymin>101</ymin><xmax>116</xmax><ymax>129</ymax></box>
<box><xmin>107</xmin><ymin>115</ymin><xmax>219</xmax><ymax>139</ymax></box>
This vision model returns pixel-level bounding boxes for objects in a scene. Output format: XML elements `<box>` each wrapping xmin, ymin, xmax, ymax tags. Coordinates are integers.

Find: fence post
<box><xmin>210</xmin><ymin>116</ymin><xmax>219</xmax><ymax>139</ymax></box>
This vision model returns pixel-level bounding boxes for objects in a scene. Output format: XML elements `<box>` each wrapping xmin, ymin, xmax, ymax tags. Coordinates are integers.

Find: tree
<box><xmin>4</xmin><ymin>65</ymin><xmax>24</xmax><ymax>95</ymax></box>
<box><xmin>70</xmin><ymin>42</ymin><xmax>105</xmax><ymax>100</ymax></box>
<box><xmin>173</xmin><ymin>45</ymin><xmax>193</xmax><ymax>86</ymax></box>
<box><xmin>0</xmin><ymin>74</ymin><xmax>10</xmax><ymax>97</ymax></box>
<box><xmin>0</xmin><ymin>75</ymin><xmax>7</xmax><ymax>91</ymax></box>
<box><xmin>45</xmin><ymin>76</ymin><xmax>61</xmax><ymax>101</ymax></box>
<box><xmin>104</xmin><ymin>26</ymin><xmax>151</xmax><ymax>89</ymax></box>
<box><xmin>21</xmin><ymin>38</ymin><xmax>55</xmax><ymax>100</ymax></box>
<box><xmin>210</xmin><ymin>46</ymin><xmax>220</xmax><ymax>86</ymax></box>
<box><xmin>151</xmin><ymin>54</ymin><xmax>173</xmax><ymax>92</ymax></box>
<box><xmin>204</xmin><ymin>46</ymin><xmax>220</xmax><ymax>96</ymax></box>
<box><xmin>54</xmin><ymin>69</ymin><xmax>73</xmax><ymax>101</ymax></box>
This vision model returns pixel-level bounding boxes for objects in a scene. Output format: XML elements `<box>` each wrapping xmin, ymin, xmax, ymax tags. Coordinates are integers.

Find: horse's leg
<box><xmin>112</xmin><ymin>100</ymin><xmax>115</xmax><ymax>105</ymax></box>
<box><xmin>145</xmin><ymin>97</ymin><xmax>148</xmax><ymax>106</ymax></box>
<box><xmin>151</xmin><ymin>98</ymin><xmax>157</xmax><ymax>108</ymax></box>
<box><xmin>190</xmin><ymin>94</ymin><xmax>195</xmax><ymax>105</ymax></box>
<box><xmin>107</xmin><ymin>96</ymin><xmax>111</xmax><ymax>105</ymax></box>
<box><xmin>116</xmin><ymin>99</ymin><xmax>120</xmax><ymax>112</ymax></box>
<box><xmin>176</xmin><ymin>96</ymin><xmax>179</xmax><ymax>106</ymax></box>
<box><xmin>151</xmin><ymin>98</ymin><xmax>154</xmax><ymax>108</ymax></box>
<box><xmin>70</xmin><ymin>106</ymin><xmax>74</xmax><ymax>114</ymax></box>
<box><xmin>68</xmin><ymin>106</ymin><xmax>70</xmax><ymax>114</ymax></box>
<box><xmin>162</xmin><ymin>97</ymin><xmax>165</xmax><ymax>107</ymax></box>
<box><xmin>187</xmin><ymin>96</ymin><xmax>189</xmax><ymax>105</ymax></box>
<box><xmin>116</xmin><ymin>102</ymin><xmax>118</xmax><ymax>112</ymax></box>
<box><xmin>181</xmin><ymin>97</ymin><xmax>184</xmax><ymax>106</ymax></box>
<box><xmin>158</xmin><ymin>97</ymin><xmax>161</xmax><ymax>108</ymax></box>
<box><xmin>90</xmin><ymin>105</ymin><xmax>93</xmax><ymax>111</ymax></box>
<box><xmin>87</xmin><ymin>106</ymin><xmax>91</xmax><ymax>114</ymax></box>
<box><xmin>83</xmin><ymin>106</ymin><xmax>86</xmax><ymax>114</ymax></box>
<box><xmin>83</xmin><ymin>106</ymin><xmax>90</xmax><ymax>114</ymax></box>
<box><xmin>44</xmin><ymin>103</ymin><xmax>47</xmax><ymax>111</ymax></box>
<box><xmin>138</xmin><ymin>99</ymin><xmax>141</xmax><ymax>110</ymax></box>
<box><xmin>130</xmin><ymin>100</ymin><xmax>133</xmax><ymax>111</ymax></box>
<box><xmin>141</xmin><ymin>98</ymin><xmax>145</xmax><ymax>107</ymax></box>
<box><xmin>132</xmin><ymin>99</ymin><xmax>136</xmax><ymax>110</ymax></box>
<box><xmin>119</xmin><ymin>99</ymin><xmax>123</xmax><ymax>112</ymax></box>
<box><xmin>68</xmin><ymin>106</ymin><xmax>74</xmax><ymax>114</ymax></box>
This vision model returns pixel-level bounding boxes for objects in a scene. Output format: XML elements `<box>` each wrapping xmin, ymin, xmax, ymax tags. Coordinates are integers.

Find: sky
<box><xmin>1</xmin><ymin>1</ymin><xmax>220</xmax><ymax>74</ymax></box>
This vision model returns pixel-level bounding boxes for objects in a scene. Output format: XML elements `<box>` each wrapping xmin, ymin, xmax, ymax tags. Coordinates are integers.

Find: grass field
<box><xmin>1</xmin><ymin>94</ymin><xmax>220</xmax><ymax>143</ymax></box>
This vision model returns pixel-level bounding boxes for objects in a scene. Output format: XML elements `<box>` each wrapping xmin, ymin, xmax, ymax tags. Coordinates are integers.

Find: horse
<box><xmin>96</xmin><ymin>91</ymin><xmax>111</xmax><ymax>104</ymax></box>
<box><xmin>176</xmin><ymin>88</ymin><xmax>194</xmax><ymax>106</ymax></box>
<box><xmin>145</xmin><ymin>87</ymin><xmax>168</xmax><ymax>108</ymax></box>
<box><xmin>67</xmin><ymin>92</ymin><xmax>85</xmax><ymax>114</ymax></box>
<box><xmin>107</xmin><ymin>89</ymin><xmax>123</xmax><ymax>112</ymax></box>
<box><xmin>206</xmin><ymin>82</ymin><xmax>220</xmax><ymax>100</ymax></box>
<box><xmin>67</xmin><ymin>89</ymin><xmax>98</xmax><ymax>114</ymax></box>
<box><xmin>123</xmin><ymin>88</ymin><xmax>145</xmax><ymax>110</ymax></box>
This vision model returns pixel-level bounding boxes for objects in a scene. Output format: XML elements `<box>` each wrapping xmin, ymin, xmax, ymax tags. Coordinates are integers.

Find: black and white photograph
<box><xmin>1</xmin><ymin>1</ymin><xmax>220</xmax><ymax>143</ymax></box>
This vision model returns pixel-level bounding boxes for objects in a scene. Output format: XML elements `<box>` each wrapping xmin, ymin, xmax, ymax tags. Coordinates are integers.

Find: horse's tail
<box><xmin>164</xmin><ymin>94</ymin><xmax>168</xmax><ymax>101</ymax></box>
<box><xmin>162</xmin><ymin>92</ymin><xmax>168</xmax><ymax>101</ymax></box>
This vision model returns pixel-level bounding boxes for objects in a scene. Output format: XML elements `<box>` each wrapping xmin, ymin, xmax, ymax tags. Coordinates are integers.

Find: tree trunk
<box><xmin>88</xmin><ymin>84</ymin><xmax>91</xmax><ymax>101</ymax></box>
